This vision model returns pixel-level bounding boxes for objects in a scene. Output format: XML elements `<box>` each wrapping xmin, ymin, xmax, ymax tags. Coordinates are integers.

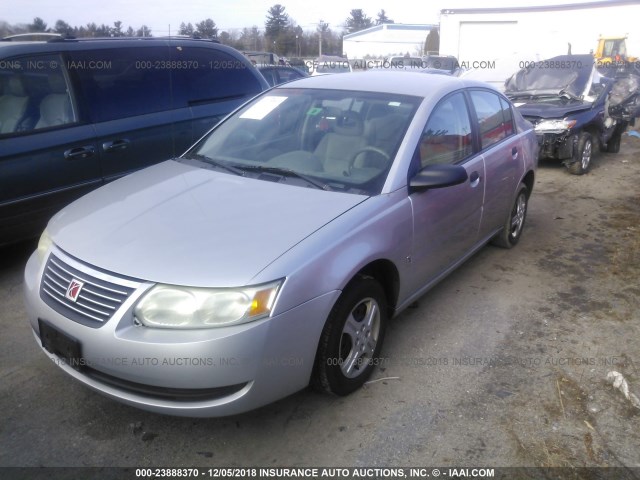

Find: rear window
<box><xmin>470</xmin><ymin>90</ymin><xmax>512</xmax><ymax>149</ymax></box>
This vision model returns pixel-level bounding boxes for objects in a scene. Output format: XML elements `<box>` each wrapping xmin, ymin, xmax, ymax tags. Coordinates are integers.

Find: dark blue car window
<box><xmin>68</xmin><ymin>48</ymin><xmax>172</xmax><ymax>123</ymax></box>
<box><xmin>0</xmin><ymin>53</ymin><xmax>77</xmax><ymax>135</ymax></box>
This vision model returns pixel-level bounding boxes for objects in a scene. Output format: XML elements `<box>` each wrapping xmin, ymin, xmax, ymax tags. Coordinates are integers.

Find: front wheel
<box><xmin>313</xmin><ymin>277</ymin><xmax>388</xmax><ymax>396</ymax></box>
<box><xmin>491</xmin><ymin>183</ymin><xmax>529</xmax><ymax>249</ymax></box>
<box><xmin>606</xmin><ymin>131</ymin><xmax>622</xmax><ymax>153</ymax></box>
<box><xmin>567</xmin><ymin>132</ymin><xmax>592</xmax><ymax>175</ymax></box>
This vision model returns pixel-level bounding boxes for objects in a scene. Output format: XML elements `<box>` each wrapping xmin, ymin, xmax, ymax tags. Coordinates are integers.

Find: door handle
<box><xmin>511</xmin><ymin>146</ymin><xmax>519</xmax><ymax>160</ymax></box>
<box><xmin>102</xmin><ymin>139</ymin><xmax>131</xmax><ymax>151</ymax></box>
<box><xmin>64</xmin><ymin>146</ymin><xmax>96</xmax><ymax>160</ymax></box>
<box><xmin>469</xmin><ymin>171</ymin><xmax>480</xmax><ymax>187</ymax></box>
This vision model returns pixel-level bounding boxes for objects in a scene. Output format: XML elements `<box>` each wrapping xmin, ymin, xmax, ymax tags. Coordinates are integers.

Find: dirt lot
<box><xmin>0</xmin><ymin>135</ymin><xmax>639</xmax><ymax>474</ymax></box>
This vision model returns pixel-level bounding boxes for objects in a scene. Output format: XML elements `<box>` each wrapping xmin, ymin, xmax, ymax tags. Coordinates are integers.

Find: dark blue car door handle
<box><xmin>512</xmin><ymin>146</ymin><xmax>519</xmax><ymax>160</ymax></box>
<box><xmin>469</xmin><ymin>171</ymin><xmax>480</xmax><ymax>186</ymax></box>
<box><xmin>102</xmin><ymin>139</ymin><xmax>131</xmax><ymax>151</ymax></box>
<box><xmin>64</xmin><ymin>146</ymin><xmax>96</xmax><ymax>160</ymax></box>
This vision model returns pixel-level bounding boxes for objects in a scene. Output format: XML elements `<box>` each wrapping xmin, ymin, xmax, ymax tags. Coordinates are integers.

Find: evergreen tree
<box><xmin>195</xmin><ymin>19</ymin><xmax>217</xmax><ymax>39</ymax></box>
<box><xmin>375</xmin><ymin>10</ymin><xmax>394</xmax><ymax>25</ymax></box>
<box><xmin>424</xmin><ymin>28</ymin><xmax>440</xmax><ymax>54</ymax></box>
<box><xmin>265</xmin><ymin>4</ymin><xmax>289</xmax><ymax>40</ymax></box>
<box><xmin>29</xmin><ymin>17</ymin><xmax>48</xmax><ymax>32</ymax></box>
<box><xmin>344</xmin><ymin>9</ymin><xmax>372</xmax><ymax>34</ymax></box>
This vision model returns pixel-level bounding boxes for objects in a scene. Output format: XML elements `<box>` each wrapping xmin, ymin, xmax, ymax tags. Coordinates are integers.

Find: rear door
<box><xmin>468</xmin><ymin>89</ymin><xmax>523</xmax><ymax>238</ymax></box>
<box><xmin>0</xmin><ymin>52</ymin><xmax>101</xmax><ymax>244</ymax></box>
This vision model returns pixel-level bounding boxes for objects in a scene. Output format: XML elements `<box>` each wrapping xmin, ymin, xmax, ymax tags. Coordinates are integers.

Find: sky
<box><xmin>0</xmin><ymin>0</ymin><xmax>599</xmax><ymax>35</ymax></box>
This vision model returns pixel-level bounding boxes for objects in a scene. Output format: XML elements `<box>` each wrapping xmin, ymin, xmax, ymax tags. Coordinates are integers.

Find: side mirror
<box><xmin>409</xmin><ymin>164</ymin><xmax>468</xmax><ymax>192</ymax></box>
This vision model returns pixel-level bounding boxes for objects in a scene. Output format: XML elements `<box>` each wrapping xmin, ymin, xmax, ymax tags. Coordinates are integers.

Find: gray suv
<box><xmin>0</xmin><ymin>37</ymin><xmax>268</xmax><ymax>245</ymax></box>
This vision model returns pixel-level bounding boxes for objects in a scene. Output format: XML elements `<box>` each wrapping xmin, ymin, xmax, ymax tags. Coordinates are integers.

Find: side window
<box><xmin>417</xmin><ymin>92</ymin><xmax>472</xmax><ymax>168</ymax></box>
<box><xmin>171</xmin><ymin>47</ymin><xmax>263</xmax><ymax>107</ymax></box>
<box><xmin>499</xmin><ymin>97</ymin><xmax>515</xmax><ymax>137</ymax></box>
<box><xmin>470</xmin><ymin>90</ymin><xmax>513</xmax><ymax>149</ymax></box>
<box><xmin>278</xmin><ymin>68</ymin><xmax>303</xmax><ymax>84</ymax></box>
<box><xmin>0</xmin><ymin>54</ymin><xmax>76</xmax><ymax>135</ymax></box>
<box><xmin>260</xmin><ymin>68</ymin><xmax>277</xmax><ymax>87</ymax></box>
<box><xmin>69</xmin><ymin>48</ymin><xmax>172</xmax><ymax>122</ymax></box>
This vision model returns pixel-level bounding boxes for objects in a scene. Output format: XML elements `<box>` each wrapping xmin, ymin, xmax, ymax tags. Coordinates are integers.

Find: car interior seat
<box><xmin>35</xmin><ymin>74</ymin><xmax>74</xmax><ymax>129</ymax></box>
<box><xmin>0</xmin><ymin>76</ymin><xmax>29</xmax><ymax>134</ymax></box>
<box><xmin>364</xmin><ymin>113</ymin><xmax>405</xmax><ymax>168</ymax></box>
<box><xmin>313</xmin><ymin>110</ymin><xmax>367</xmax><ymax>176</ymax></box>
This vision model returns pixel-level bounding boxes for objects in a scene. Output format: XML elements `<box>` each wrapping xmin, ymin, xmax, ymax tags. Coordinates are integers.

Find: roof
<box><xmin>343</xmin><ymin>24</ymin><xmax>438</xmax><ymax>41</ymax></box>
<box><xmin>441</xmin><ymin>0</ymin><xmax>639</xmax><ymax>15</ymax></box>
<box><xmin>0</xmin><ymin>36</ymin><xmax>227</xmax><ymax>56</ymax></box>
<box><xmin>275</xmin><ymin>70</ymin><xmax>493</xmax><ymax>98</ymax></box>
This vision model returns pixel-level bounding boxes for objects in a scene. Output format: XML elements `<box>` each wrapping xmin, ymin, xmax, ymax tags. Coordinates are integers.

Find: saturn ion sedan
<box><xmin>24</xmin><ymin>71</ymin><xmax>537</xmax><ymax>417</ymax></box>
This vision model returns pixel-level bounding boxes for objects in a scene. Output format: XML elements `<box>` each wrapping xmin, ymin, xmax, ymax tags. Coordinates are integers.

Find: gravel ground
<box><xmin>0</xmin><ymin>135</ymin><xmax>638</xmax><ymax>476</ymax></box>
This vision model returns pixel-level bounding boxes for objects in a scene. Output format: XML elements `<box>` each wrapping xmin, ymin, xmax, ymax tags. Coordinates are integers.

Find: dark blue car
<box><xmin>505</xmin><ymin>54</ymin><xmax>639</xmax><ymax>175</ymax></box>
<box><xmin>0</xmin><ymin>36</ymin><xmax>268</xmax><ymax>246</ymax></box>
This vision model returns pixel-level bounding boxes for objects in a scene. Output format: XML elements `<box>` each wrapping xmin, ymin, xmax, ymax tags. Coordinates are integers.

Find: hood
<box><xmin>512</xmin><ymin>99</ymin><xmax>591</xmax><ymax>119</ymax></box>
<box><xmin>49</xmin><ymin>160</ymin><xmax>366</xmax><ymax>287</ymax></box>
<box><xmin>505</xmin><ymin>54</ymin><xmax>595</xmax><ymax>99</ymax></box>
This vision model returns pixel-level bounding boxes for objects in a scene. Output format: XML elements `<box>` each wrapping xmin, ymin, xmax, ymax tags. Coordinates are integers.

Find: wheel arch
<box><xmin>348</xmin><ymin>259</ymin><xmax>400</xmax><ymax>318</ymax></box>
<box><xmin>521</xmin><ymin>170</ymin><xmax>535</xmax><ymax>197</ymax></box>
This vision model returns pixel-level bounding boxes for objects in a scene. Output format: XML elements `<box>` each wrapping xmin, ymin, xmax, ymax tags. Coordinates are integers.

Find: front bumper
<box><xmin>535</xmin><ymin>132</ymin><xmax>575</xmax><ymax>160</ymax></box>
<box><xmin>24</xmin><ymin>247</ymin><xmax>340</xmax><ymax>417</ymax></box>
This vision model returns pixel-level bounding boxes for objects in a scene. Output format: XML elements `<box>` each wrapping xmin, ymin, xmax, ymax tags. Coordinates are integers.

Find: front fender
<box><xmin>252</xmin><ymin>188</ymin><xmax>413</xmax><ymax>317</ymax></box>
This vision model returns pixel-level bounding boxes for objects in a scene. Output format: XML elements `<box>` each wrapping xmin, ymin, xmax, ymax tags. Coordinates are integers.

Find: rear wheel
<box><xmin>313</xmin><ymin>277</ymin><xmax>387</xmax><ymax>396</ymax></box>
<box><xmin>491</xmin><ymin>183</ymin><xmax>529</xmax><ymax>249</ymax></box>
<box><xmin>567</xmin><ymin>132</ymin><xmax>592</xmax><ymax>175</ymax></box>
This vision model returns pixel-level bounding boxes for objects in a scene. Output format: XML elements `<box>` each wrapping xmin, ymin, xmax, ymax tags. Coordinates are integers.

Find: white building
<box><xmin>439</xmin><ymin>0</ymin><xmax>640</xmax><ymax>64</ymax></box>
<box><xmin>342</xmin><ymin>24</ymin><xmax>438</xmax><ymax>59</ymax></box>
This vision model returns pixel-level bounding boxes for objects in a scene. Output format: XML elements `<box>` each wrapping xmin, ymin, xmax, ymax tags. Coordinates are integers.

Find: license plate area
<box><xmin>38</xmin><ymin>319</ymin><xmax>83</xmax><ymax>371</ymax></box>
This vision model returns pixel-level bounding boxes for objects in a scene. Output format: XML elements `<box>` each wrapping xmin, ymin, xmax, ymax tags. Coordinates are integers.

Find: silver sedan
<box><xmin>24</xmin><ymin>71</ymin><xmax>538</xmax><ymax>416</ymax></box>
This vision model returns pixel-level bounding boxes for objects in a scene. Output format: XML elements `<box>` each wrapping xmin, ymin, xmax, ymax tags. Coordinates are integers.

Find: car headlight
<box><xmin>133</xmin><ymin>280</ymin><xmax>283</xmax><ymax>329</ymax></box>
<box><xmin>534</xmin><ymin>118</ymin><xmax>577</xmax><ymax>133</ymax></box>
<box><xmin>37</xmin><ymin>229</ymin><xmax>52</xmax><ymax>263</ymax></box>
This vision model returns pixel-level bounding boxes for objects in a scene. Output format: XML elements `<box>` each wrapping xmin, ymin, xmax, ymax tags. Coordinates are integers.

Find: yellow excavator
<box><xmin>594</xmin><ymin>36</ymin><xmax>637</xmax><ymax>65</ymax></box>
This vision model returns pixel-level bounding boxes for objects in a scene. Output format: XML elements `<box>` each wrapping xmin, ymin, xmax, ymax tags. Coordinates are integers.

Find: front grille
<box><xmin>40</xmin><ymin>253</ymin><xmax>136</xmax><ymax>327</ymax></box>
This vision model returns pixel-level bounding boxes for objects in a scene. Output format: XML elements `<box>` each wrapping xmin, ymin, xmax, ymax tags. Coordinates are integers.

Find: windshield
<box><xmin>189</xmin><ymin>88</ymin><xmax>420</xmax><ymax>195</ymax></box>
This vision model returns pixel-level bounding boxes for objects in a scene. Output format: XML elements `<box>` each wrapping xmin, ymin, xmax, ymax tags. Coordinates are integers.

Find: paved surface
<box><xmin>1</xmin><ymin>136</ymin><xmax>639</xmax><ymax>469</ymax></box>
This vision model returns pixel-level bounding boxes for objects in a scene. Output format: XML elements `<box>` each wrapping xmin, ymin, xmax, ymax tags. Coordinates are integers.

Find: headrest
<box><xmin>333</xmin><ymin>111</ymin><xmax>363</xmax><ymax>136</ymax></box>
<box><xmin>5</xmin><ymin>76</ymin><xmax>26</xmax><ymax>96</ymax></box>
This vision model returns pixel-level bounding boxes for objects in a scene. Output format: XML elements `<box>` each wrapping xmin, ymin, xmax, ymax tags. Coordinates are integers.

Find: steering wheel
<box><xmin>345</xmin><ymin>146</ymin><xmax>390</xmax><ymax>176</ymax></box>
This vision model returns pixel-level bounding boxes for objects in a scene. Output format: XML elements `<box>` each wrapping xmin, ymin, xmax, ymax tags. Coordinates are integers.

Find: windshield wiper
<box><xmin>182</xmin><ymin>154</ymin><xmax>245</xmax><ymax>177</ymax></box>
<box><xmin>239</xmin><ymin>165</ymin><xmax>332</xmax><ymax>191</ymax></box>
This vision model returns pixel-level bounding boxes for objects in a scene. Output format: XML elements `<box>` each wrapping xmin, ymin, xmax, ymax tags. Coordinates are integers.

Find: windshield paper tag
<box><xmin>240</xmin><ymin>96</ymin><xmax>288</xmax><ymax>120</ymax></box>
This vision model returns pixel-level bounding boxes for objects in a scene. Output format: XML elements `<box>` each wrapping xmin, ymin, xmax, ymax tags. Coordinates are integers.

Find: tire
<box><xmin>606</xmin><ymin>131</ymin><xmax>622</xmax><ymax>153</ymax></box>
<box><xmin>313</xmin><ymin>277</ymin><xmax>388</xmax><ymax>396</ymax></box>
<box><xmin>567</xmin><ymin>132</ymin><xmax>592</xmax><ymax>175</ymax></box>
<box><xmin>491</xmin><ymin>183</ymin><xmax>529</xmax><ymax>249</ymax></box>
